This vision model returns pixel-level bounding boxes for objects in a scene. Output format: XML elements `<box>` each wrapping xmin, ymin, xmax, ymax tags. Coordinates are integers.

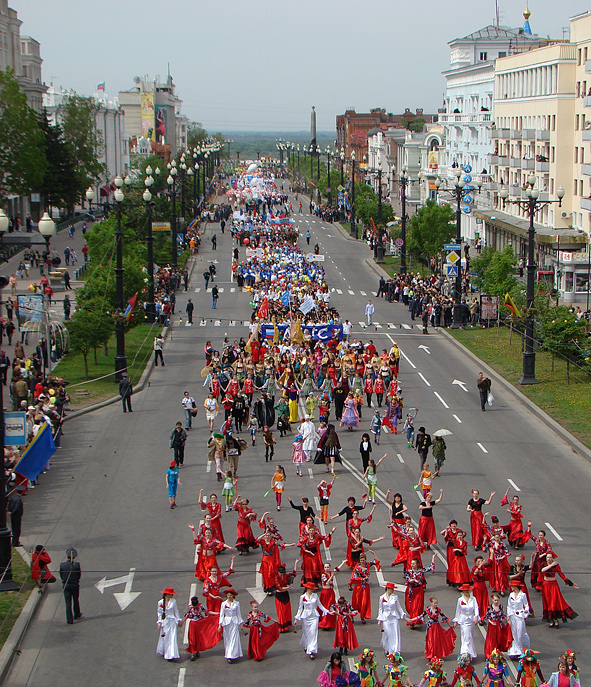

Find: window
<box><xmin>576</xmin><ymin>274</ymin><xmax>589</xmax><ymax>293</ymax></box>
<box><xmin>565</xmin><ymin>273</ymin><xmax>574</xmax><ymax>293</ymax></box>
<box><xmin>579</xmin><ymin>49</ymin><xmax>583</xmax><ymax>66</ymax></box>
<box><xmin>577</xmin><ymin>82</ymin><xmax>581</xmax><ymax>98</ymax></box>
<box><xmin>581</xmin><ymin>180</ymin><xmax>584</xmax><ymax>196</ymax></box>
<box><xmin>575</xmin><ymin>148</ymin><xmax>579</xmax><ymax>163</ymax></box>
<box><xmin>574</xmin><ymin>179</ymin><xmax>578</xmax><ymax>195</ymax></box>
<box><xmin>552</xmin><ymin>115</ymin><xmax>556</xmax><ymax>131</ymax></box>
<box><xmin>479</xmin><ymin>51</ymin><xmax>487</xmax><ymax>61</ymax></box>
<box><xmin>576</xmin><ymin>115</ymin><xmax>580</xmax><ymax>131</ymax></box>
<box><xmin>585</xmin><ymin>47</ymin><xmax>589</xmax><ymax>62</ymax></box>
<box><xmin>551</xmin><ymin>147</ymin><xmax>555</xmax><ymax>163</ymax></box>
<box><xmin>498</xmin><ymin>51</ymin><xmax>506</xmax><ymax>58</ymax></box>
<box><xmin>582</xmin><ymin>148</ymin><xmax>585</xmax><ymax>164</ymax></box>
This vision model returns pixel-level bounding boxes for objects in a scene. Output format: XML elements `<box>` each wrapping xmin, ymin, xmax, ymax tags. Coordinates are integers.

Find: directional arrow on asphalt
<box><xmin>418</xmin><ymin>345</ymin><xmax>431</xmax><ymax>355</ymax></box>
<box><xmin>452</xmin><ymin>379</ymin><xmax>469</xmax><ymax>392</ymax></box>
<box><xmin>246</xmin><ymin>562</ymin><xmax>267</xmax><ymax>605</ymax></box>
<box><xmin>95</xmin><ymin>567</ymin><xmax>141</xmax><ymax>610</ymax></box>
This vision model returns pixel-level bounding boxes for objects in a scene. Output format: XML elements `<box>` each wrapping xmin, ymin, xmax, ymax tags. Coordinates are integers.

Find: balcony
<box><xmin>509</xmin><ymin>186</ymin><xmax>521</xmax><ymax>197</ymax></box>
<box><xmin>439</xmin><ymin>112</ymin><xmax>493</xmax><ymax>125</ymax></box>
<box><xmin>510</xmin><ymin>130</ymin><xmax>522</xmax><ymax>139</ymax></box>
<box><xmin>536</xmin><ymin>130</ymin><xmax>550</xmax><ymax>140</ymax></box>
<box><xmin>580</xmin><ymin>197</ymin><xmax>591</xmax><ymax>211</ymax></box>
<box><xmin>586</xmin><ymin>59</ymin><xmax>591</xmax><ymax>73</ymax></box>
<box><xmin>585</xmin><ymin>96</ymin><xmax>591</xmax><ymax>108</ymax></box>
<box><xmin>521</xmin><ymin>158</ymin><xmax>535</xmax><ymax>169</ymax></box>
<box><xmin>583</xmin><ymin>129</ymin><xmax>591</xmax><ymax>141</ymax></box>
<box><xmin>522</xmin><ymin>129</ymin><xmax>535</xmax><ymax>139</ymax></box>
<box><xmin>492</xmin><ymin>128</ymin><xmax>510</xmax><ymax>139</ymax></box>
<box><xmin>497</xmin><ymin>156</ymin><xmax>509</xmax><ymax>166</ymax></box>
<box><xmin>536</xmin><ymin>161</ymin><xmax>550</xmax><ymax>172</ymax></box>
<box><xmin>510</xmin><ymin>157</ymin><xmax>521</xmax><ymax>167</ymax></box>
<box><xmin>484</xmin><ymin>181</ymin><xmax>499</xmax><ymax>191</ymax></box>
<box><xmin>582</xmin><ymin>163</ymin><xmax>591</xmax><ymax>176</ymax></box>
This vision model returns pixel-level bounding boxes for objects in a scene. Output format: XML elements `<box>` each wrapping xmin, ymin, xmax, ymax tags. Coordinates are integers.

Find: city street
<box><xmin>6</xmin><ymin>200</ymin><xmax>591</xmax><ymax>687</ymax></box>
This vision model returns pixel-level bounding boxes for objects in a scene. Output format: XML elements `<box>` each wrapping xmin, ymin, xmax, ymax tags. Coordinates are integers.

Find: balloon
<box><xmin>243</xmin><ymin>237</ymin><xmax>250</xmax><ymax>245</ymax></box>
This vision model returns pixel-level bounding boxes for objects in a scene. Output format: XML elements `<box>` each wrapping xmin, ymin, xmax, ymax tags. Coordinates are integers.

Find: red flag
<box><xmin>371</xmin><ymin>217</ymin><xmax>377</xmax><ymax>234</ymax></box>
<box><xmin>124</xmin><ymin>292</ymin><xmax>138</xmax><ymax>322</ymax></box>
<box><xmin>257</xmin><ymin>296</ymin><xmax>269</xmax><ymax>320</ymax></box>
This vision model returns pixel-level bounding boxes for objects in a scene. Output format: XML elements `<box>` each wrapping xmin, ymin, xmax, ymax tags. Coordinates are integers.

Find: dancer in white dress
<box><xmin>452</xmin><ymin>584</ymin><xmax>480</xmax><ymax>659</ymax></box>
<box><xmin>294</xmin><ymin>582</ymin><xmax>331</xmax><ymax>659</ymax></box>
<box><xmin>506</xmin><ymin>580</ymin><xmax>530</xmax><ymax>657</ymax></box>
<box><xmin>377</xmin><ymin>582</ymin><xmax>407</xmax><ymax>655</ymax></box>
<box><xmin>218</xmin><ymin>589</ymin><xmax>244</xmax><ymax>663</ymax></box>
<box><xmin>156</xmin><ymin>587</ymin><xmax>182</xmax><ymax>660</ymax></box>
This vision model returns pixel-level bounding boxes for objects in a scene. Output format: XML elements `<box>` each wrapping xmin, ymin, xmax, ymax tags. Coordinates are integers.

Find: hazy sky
<box><xmin>16</xmin><ymin>0</ymin><xmax>591</xmax><ymax>132</ymax></box>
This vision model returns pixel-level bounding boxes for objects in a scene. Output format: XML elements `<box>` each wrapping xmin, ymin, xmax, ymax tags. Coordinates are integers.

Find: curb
<box><xmin>364</xmin><ymin>258</ymin><xmax>391</xmax><ymax>281</ymax></box>
<box><xmin>333</xmin><ymin>221</ymin><xmax>357</xmax><ymax>242</ymax></box>
<box><xmin>439</xmin><ymin>328</ymin><xmax>591</xmax><ymax>463</ymax></box>
<box><xmin>0</xmin><ymin>565</ymin><xmax>46</xmax><ymax>685</ymax></box>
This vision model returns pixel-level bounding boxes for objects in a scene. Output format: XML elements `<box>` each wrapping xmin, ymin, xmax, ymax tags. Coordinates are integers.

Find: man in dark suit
<box><xmin>7</xmin><ymin>484</ymin><xmax>24</xmax><ymax>546</ymax></box>
<box><xmin>59</xmin><ymin>547</ymin><xmax>82</xmax><ymax>624</ymax></box>
<box><xmin>119</xmin><ymin>373</ymin><xmax>133</xmax><ymax>413</ymax></box>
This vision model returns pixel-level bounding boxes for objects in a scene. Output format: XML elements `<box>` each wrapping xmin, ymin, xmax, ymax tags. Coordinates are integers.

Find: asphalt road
<box><xmin>7</xmin><ymin>198</ymin><xmax>590</xmax><ymax>687</ymax></box>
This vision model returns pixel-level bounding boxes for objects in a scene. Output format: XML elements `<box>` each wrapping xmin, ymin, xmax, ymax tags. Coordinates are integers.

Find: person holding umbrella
<box><xmin>432</xmin><ymin>429</ymin><xmax>452</xmax><ymax>477</ymax></box>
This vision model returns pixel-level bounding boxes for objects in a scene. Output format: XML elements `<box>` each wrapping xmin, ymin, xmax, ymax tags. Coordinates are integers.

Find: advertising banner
<box><xmin>155</xmin><ymin>104</ymin><xmax>167</xmax><ymax>143</ymax></box>
<box><xmin>140</xmin><ymin>91</ymin><xmax>155</xmax><ymax>141</ymax></box>
<box><xmin>261</xmin><ymin>323</ymin><xmax>343</xmax><ymax>342</ymax></box>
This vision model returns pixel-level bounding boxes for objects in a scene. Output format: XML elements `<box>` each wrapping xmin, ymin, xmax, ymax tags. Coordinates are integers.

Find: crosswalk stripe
<box><xmin>200</xmin><ymin>320</ymin><xmax>207</xmax><ymax>326</ymax></box>
<box><xmin>336</xmin><ymin>289</ymin><xmax>342</xmax><ymax>295</ymax></box>
<box><xmin>230</xmin><ymin>288</ymin><xmax>235</xmax><ymax>293</ymax></box>
<box><xmin>229</xmin><ymin>320</ymin><xmax>236</xmax><ymax>326</ymax></box>
<box><xmin>214</xmin><ymin>320</ymin><xmax>221</xmax><ymax>326</ymax></box>
<box><xmin>218</xmin><ymin>288</ymin><xmax>224</xmax><ymax>293</ymax></box>
<box><xmin>243</xmin><ymin>321</ymin><xmax>250</xmax><ymax>326</ymax></box>
<box><xmin>358</xmin><ymin>321</ymin><xmax>366</xmax><ymax>328</ymax></box>
<box><xmin>360</xmin><ymin>290</ymin><xmax>366</xmax><ymax>296</ymax></box>
<box><xmin>401</xmin><ymin>323</ymin><xmax>412</xmax><ymax>330</ymax></box>
<box><xmin>194</xmin><ymin>287</ymin><xmax>201</xmax><ymax>293</ymax></box>
<box><xmin>387</xmin><ymin>323</ymin><xmax>396</xmax><ymax>329</ymax></box>
<box><xmin>348</xmin><ymin>290</ymin><xmax>354</xmax><ymax>295</ymax></box>
<box><xmin>375</xmin><ymin>323</ymin><xmax>382</xmax><ymax>329</ymax></box>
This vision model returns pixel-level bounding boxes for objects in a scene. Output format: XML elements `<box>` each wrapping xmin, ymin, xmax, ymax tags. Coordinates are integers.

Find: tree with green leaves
<box><xmin>407</xmin><ymin>200</ymin><xmax>455</xmax><ymax>265</ymax></box>
<box><xmin>67</xmin><ymin>301</ymin><xmax>114</xmax><ymax>379</ymax></box>
<box><xmin>0</xmin><ymin>68</ymin><xmax>46</xmax><ymax>202</ymax></box>
<box><xmin>471</xmin><ymin>245</ymin><xmax>519</xmax><ymax>299</ymax></box>
<box><xmin>38</xmin><ymin>110</ymin><xmax>79</xmax><ymax>211</ymax></box>
<box><xmin>187</xmin><ymin>122</ymin><xmax>207</xmax><ymax>148</ymax></box>
<box><xmin>540</xmin><ymin>305</ymin><xmax>587</xmax><ymax>383</ymax></box>
<box><xmin>60</xmin><ymin>93</ymin><xmax>107</xmax><ymax>198</ymax></box>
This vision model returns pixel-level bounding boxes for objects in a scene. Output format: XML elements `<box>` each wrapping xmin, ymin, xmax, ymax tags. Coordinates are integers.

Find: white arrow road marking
<box><xmin>507</xmin><ymin>479</ymin><xmax>521</xmax><ymax>492</ymax></box>
<box><xmin>452</xmin><ymin>379</ymin><xmax>469</xmax><ymax>392</ymax></box>
<box><xmin>453</xmin><ymin>414</ymin><xmax>462</xmax><ymax>424</ymax></box>
<box><xmin>434</xmin><ymin>392</ymin><xmax>449</xmax><ymax>409</ymax></box>
<box><xmin>418</xmin><ymin>345</ymin><xmax>431</xmax><ymax>354</ymax></box>
<box><xmin>418</xmin><ymin>373</ymin><xmax>431</xmax><ymax>387</ymax></box>
<box><xmin>95</xmin><ymin>568</ymin><xmax>141</xmax><ymax>611</ymax></box>
<box><xmin>545</xmin><ymin>522</ymin><xmax>563</xmax><ymax>542</ymax></box>
<box><xmin>477</xmin><ymin>442</ymin><xmax>488</xmax><ymax>454</ymax></box>
<box><xmin>246</xmin><ymin>562</ymin><xmax>267</xmax><ymax>605</ymax></box>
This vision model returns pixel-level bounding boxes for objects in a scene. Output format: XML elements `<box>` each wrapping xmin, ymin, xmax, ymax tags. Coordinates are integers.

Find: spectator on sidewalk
<box><xmin>154</xmin><ymin>333</ymin><xmax>165</xmax><ymax>367</ymax></box>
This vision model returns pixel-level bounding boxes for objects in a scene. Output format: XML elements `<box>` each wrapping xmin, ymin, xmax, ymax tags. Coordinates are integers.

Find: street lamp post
<box><xmin>375</xmin><ymin>160</ymin><xmax>385</xmax><ymax>264</ymax></box>
<box><xmin>297</xmin><ymin>144</ymin><xmax>300</xmax><ymax>173</ymax></box>
<box><xmin>326</xmin><ymin>147</ymin><xmax>332</xmax><ymax>205</ymax></box>
<box><xmin>398</xmin><ymin>168</ymin><xmax>411</xmax><ymax>275</ymax></box>
<box><xmin>350</xmin><ymin>152</ymin><xmax>357</xmax><ymax>239</ymax></box>
<box><xmin>435</xmin><ymin>169</ymin><xmax>481</xmax><ymax>330</ymax></box>
<box><xmin>113</xmin><ymin>175</ymin><xmax>129</xmax><ymax>379</ymax></box>
<box><xmin>167</xmin><ymin>161</ymin><xmax>178</xmax><ymax>267</ymax></box>
<box><xmin>179</xmin><ymin>157</ymin><xmax>187</xmax><ymax>220</ymax></box>
<box><xmin>340</xmin><ymin>149</ymin><xmax>344</xmax><ymax>187</ymax></box>
<box><xmin>500</xmin><ymin>176</ymin><xmax>565</xmax><ymax>384</ymax></box>
<box><xmin>143</xmin><ymin>168</ymin><xmax>156</xmax><ymax>323</ymax></box>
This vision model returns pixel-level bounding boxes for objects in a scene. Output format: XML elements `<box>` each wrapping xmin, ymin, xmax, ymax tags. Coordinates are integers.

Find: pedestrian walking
<box><xmin>186</xmin><ymin>298</ymin><xmax>194</xmax><ymax>324</ymax></box>
<box><xmin>63</xmin><ymin>295</ymin><xmax>71</xmax><ymax>321</ymax></box>
<box><xmin>59</xmin><ymin>547</ymin><xmax>82</xmax><ymax>624</ymax></box>
<box><xmin>181</xmin><ymin>390</ymin><xmax>197</xmax><ymax>429</ymax></box>
<box><xmin>157</xmin><ymin>587</ymin><xmax>182</xmax><ymax>660</ymax></box>
<box><xmin>170</xmin><ymin>421</ymin><xmax>187</xmax><ymax>467</ymax></box>
<box><xmin>211</xmin><ymin>235</ymin><xmax>217</xmax><ymax>251</ymax></box>
<box><xmin>359</xmin><ymin>432</ymin><xmax>372</xmax><ymax>472</ymax></box>
<box><xmin>154</xmin><ymin>333</ymin><xmax>165</xmax><ymax>366</ymax></box>
<box><xmin>414</xmin><ymin>426</ymin><xmax>432</xmax><ymax>479</ymax></box>
<box><xmin>203</xmin><ymin>270</ymin><xmax>210</xmax><ymax>289</ymax></box>
<box><xmin>365</xmin><ymin>299</ymin><xmax>375</xmax><ymax>327</ymax></box>
<box><xmin>212</xmin><ymin>284</ymin><xmax>219</xmax><ymax>309</ymax></box>
<box><xmin>203</xmin><ymin>392</ymin><xmax>219</xmax><ymax>433</ymax></box>
<box><xmin>119</xmin><ymin>372</ymin><xmax>133</xmax><ymax>412</ymax></box>
<box><xmin>166</xmin><ymin>460</ymin><xmax>180</xmax><ymax>508</ymax></box>
<box><xmin>477</xmin><ymin>372</ymin><xmax>492</xmax><ymax>411</ymax></box>
<box><xmin>263</xmin><ymin>425</ymin><xmax>275</xmax><ymax>462</ymax></box>
<box><xmin>7</xmin><ymin>484</ymin><xmax>25</xmax><ymax>546</ymax></box>
<box><xmin>294</xmin><ymin>583</ymin><xmax>331</xmax><ymax>660</ymax></box>
<box><xmin>306</xmin><ymin>230</ymin><xmax>311</xmax><ymax>245</ymax></box>
<box><xmin>63</xmin><ymin>270</ymin><xmax>71</xmax><ymax>290</ymax></box>
<box><xmin>432</xmin><ymin>436</ymin><xmax>447</xmax><ymax>477</ymax></box>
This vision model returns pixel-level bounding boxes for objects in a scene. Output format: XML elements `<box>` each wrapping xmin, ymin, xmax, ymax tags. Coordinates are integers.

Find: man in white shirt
<box><xmin>365</xmin><ymin>300</ymin><xmax>375</xmax><ymax>327</ymax></box>
<box><xmin>181</xmin><ymin>390</ymin><xmax>196</xmax><ymax>430</ymax></box>
<box><xmin>342</xmin><ymin>319</ymin><xmax>351</xmax><ymax>342</ymax></box>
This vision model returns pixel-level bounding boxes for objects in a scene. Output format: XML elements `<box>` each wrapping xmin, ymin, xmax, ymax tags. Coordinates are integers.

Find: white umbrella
<box><xmin>433</xmin><ymin>428</ymin><xmax>452</xmax><ymax>437</ymax></box>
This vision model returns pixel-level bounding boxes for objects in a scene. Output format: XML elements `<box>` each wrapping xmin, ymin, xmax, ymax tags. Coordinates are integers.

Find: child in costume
<box><xmin>355</xmin><ymin>648</ymin><xmax>379</xmax><ymax>687</ymax></box>
<box><xmin>483</xmin><ymin>650</ymin><xmax>512</xmax><ymax>687</ymax></box>
<box><xmin>450</xmin><ymin>653</ymin><xmax>482</xmax><ymax>687</ymax></box>
<box><xmin>383</xmin><ymin>653</ymin><xmax>413</xmax><ymax>687</ymax></box>
<box><xmin>515</xmin><ymin>649</ymin><xmax>545</xmax><ymax>687</ymax></box>
<box><xmin>221</xmin><ymin>470</ymin><xmax>237</xmax><ymax>512</ymax></box>
<box><xmin>418</xmin><ymin>658</ymin><xmax>447</xmax><ymax>687</ymax></box>
<box><xmin>363</xmin><ymin>453</ymin><xmax>387</xmax><ymax>503</ymax></box>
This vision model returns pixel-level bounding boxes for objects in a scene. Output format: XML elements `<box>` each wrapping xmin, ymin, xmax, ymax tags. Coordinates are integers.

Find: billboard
<box><xmin>155</xmin><ymin>105</ymin><xmax>167</xmax><ymax>143</ymax></box>
<box><xmin>140</xmin><ymin>91</ymin><xmax>155</xmax><ymax>141</ymax></box>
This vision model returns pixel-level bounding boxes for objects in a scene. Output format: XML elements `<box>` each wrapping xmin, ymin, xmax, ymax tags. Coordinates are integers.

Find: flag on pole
<box><xmin>14</xmin><ymin>423</ymin><xmax>56</xmax><ymax>482</ymax></box>
<box><xmin>97</xmin><ymin>82</ymin><xmax>105</xmax><ymax>91</ymax></box>
<box><xmin>124</xmin><ymin>292</ymin><xmax>138</xmax><ymax>322</ymax></box>
<box><xmin>299</xmin><ymin>295</ymin><xmax>315</xmax><ymax>315</ymax></box>
<box><xmin>280</xmin><ymin>290</ymin><xmax>290</xmax><ymax>307</ymax></box>
<box><xmin>504</xmin><ymin>292</ymin><xmax>521</xmax><ymax>318</ymax></box>
<box><xmin>371</xmin><ymin>217</ymin><xmax>377</xmax><ymax>233</ymax></box>
<box><xmin>257</xmin><ymin>296</ymin><xmax>269</xmax><ymax>320</ymax></box>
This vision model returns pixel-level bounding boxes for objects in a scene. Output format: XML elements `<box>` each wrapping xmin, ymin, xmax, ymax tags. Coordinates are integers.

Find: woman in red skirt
<box><xmin>199</xmin><ymin>490</ymin><xmax>225</xmax><ymax>543</ymax></box>
<box><xmin>447</xmin><ymin>529</ymin><xmax>472</xmax><ymax>587</ymax></box>
<box><xmin>242</xmin><ymin>601</ymin><xmax>279</xmax><ymax>661</ymax></box>
<box><xmin>258</xmin><ymin>530</ymin><xmax>289</xmax><ymax>592</ymax></box>
<box><xmin>274</xmin><ymin>561</ymin><xmax>298</xmax><ymax>633</ymax></box>
<box><xmin>345</xmin><ymin>508</ymin><xmax>375</xmax><ymax>567</ymax></box>
<box><xmin>233</xmin><ymin>497</ymin><xmax>259</xmax><ymax>554</ymax></box>
<box><xmin>319</xmin><ymin>563</ymin><xmax>337</xmax><ymax>630</ymax></box>
<box><xmin>385</xmin><ymin>491</ymin><xmax>407</xmax><ymax>548</ymax></box>
<box><xmin>530</xmin><ymin>528</ymin><xmax>552</xmax><ymax>591</ymax></box>
<box><xmin>483</xmin><ymin>592</ymin><xmax>512</xmax><ymax>657</ymax></box>
<box><xmin>393</xmin><ymin>522</ymin><xmax>426</xmax><ymax>570</ymax></box>
<box><xmin>299</xmin><ymin>525</ymin><xmax>335</xmax><ymax>587</ymax></box>
<box><xmin>442</xmin><ymin>520</ymin><xmax>460</xmax><ymax>585</ymax></box>
<box><xmin>348</xmin><ymin>552</ymin><xmax>380</xmax><ymax>622</ymax></box>
<box><xmin>540</xmin><ymin>552</ymin><xmax>578</xmax><ymax>628</ymax></box>
<box><xmin>190</xmin><ymin>526</ymin><xmax>234</xmax><ymax>581</ymax></box>
<box><xmin>404</xmin><ymin>554</ymin><xmax>435</xmax><ymax>627</ymax></box>
<box><xmin>418</xmin><ymin>489</ymin><xmax>443</xmax><ymax>547</ymax></box>
<box><xmin>410</xmin><ymin>595</ymin><xmax>456</xmax><ymax>659</ymax></box>
<box><xmin>486</xmin><ymin>533</ymin><xmax>510</xmax><ymax>594</ymax></box>
<box><xmin>202</xmin><ymin>560</ymin><xmax>235</xmax><ymax>614</ymax></box>
<box><xmin>332</xmin><ymin>596</ymin><xmax>359</xmax><ymax>654</ymax></box>
<box><xmin>471</xmin><ymin>555</ymin><xmax>491</xmax><ymax>618</ymax></box>
<box><xmin>182</xmin><ymin>596</ymin><xmax>222</xmax><ymax>661</ymax></box>
<box><xmin>467</xmin><ymin>489</ymin><xmax>495</xmax><ymax>549</ymax></box>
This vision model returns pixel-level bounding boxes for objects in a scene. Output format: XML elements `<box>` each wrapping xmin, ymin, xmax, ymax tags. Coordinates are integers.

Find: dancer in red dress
<box><xmin>199</xmin><ymin>490</ymin><xmax>224</xmax><ymax>542</ymax></box>
<box><xmin>385</xmin><ymin>491</ymin><xmax>407</xmax><ymax>548</ymax></box>
<box><xmin>467</xmin><ymin>489</ymin><xmax>495</xmax><ymax>550</ymax></box>
<box><xmin>190</xmin><ymin>526</ymin><xmax>234</xmax><ymax>580</ymax></box>
<box><xmin>274</xmin><ymin>560</ymin><xmax>299</xmax><ymax>633</ymax></box>
<box><xmin>203</xmin><ymin>560</ymin><xmax>235</xmax><ymax>614</ymax></box>
<box><xmin>347</xmin><ymin>551</ymin><xmax>380</xmax><ymax>622</ymax></box>
<box><xmin>500</xmin><ymin>492</ymin><xmax>532</xmax><ymax>550</ymax></box>
<box><xmin>530</xmin><ymin>528</ymin><xmax>552</xmax><ymax>591</ymax></box>
<box><xmin>348</xmin><ymin>526</ymin><xmax>385</xmax><ymax>570</ymax></box>
<box><xmin>411</xmin><ymin>595</ymin><xmax>456</xmax><ymax>659</ymax></box>
<box><xmin>299</xmin><ymin>524</ymin><xmax>335</xmax><ymax>586</ymax></box>
<box><xmin>332</xmin><ymin>596</ymin><xmax>359</xmax><ymax>654</ymax></box>
<box><xmin>471</xmin><ymin>555</ymin><xmax>491</xmax><ymax>618</ymax></box>
<box><xmin>483</xmin><ymin>593</ymin><xmax>512</xmax><ymax>657</ymax></box>
<box><xmin>404</xmin><ymin>555</ymin><xmax>435</xmax><ymax>626</ymax></box>
<box><xmin>242</xmin><ymin>601</ymin><xmax>280</xmax><ymax>661</ymax></box>
<box><xmin>485</xmin><ymin>533</ymin><xmax>511</xmax><ymax>594</ymax></box>
<box><xmin>392</xmin><ymin>522</ymin><xmax>425</xmax><ymax>569</ymax></box>
<box><xmin>182</xmin><ymin>596</ymin><xmax>222</xmax><ymax>660</ymax></box>
<box><xmin>540</xmin><ymin>552</ymin><xmax>578</xmax><ymax>627</ymax></box>
<box><xmin>258</xmin><ymin>530</ymin><xmax>291</xmax><ymax>593</ymax></box>
<box><xmin>233</xmin><ymin>497</ymin><xmax>259</xmax><ymax>553</ymax></box>
<box><xmin>258</xmin><ymin>512</ymin><xmax>285</xmax><ymax>543</ymax></box>
<box><xmin>447</xmin><ymin>529</ymin><xmax>472</xmax><ymax>587</ymax></box>
<box><xmin>344</xmin><ymin>508</ymin><xmax>375</xmax><ymax>568</ymax></box>
<box><xmin>442</xmin><ymin>519</ymin><xmax>460</xmax><ymax>585</ymax></box>
<box><xmin>418</xmin><ymin>489</ymin><xmax>443</xmax><ymax>547</ymax></box>
<box><xmin>319</xmin><ymin>563</ymin><xmax>337</xmax><ymax>630</ymax></box>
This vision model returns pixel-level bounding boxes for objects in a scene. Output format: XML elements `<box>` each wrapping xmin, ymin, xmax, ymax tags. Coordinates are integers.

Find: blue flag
<box><xmin>14</xmin><ymin>423</ymin><xmax>56</xmax><ymax>481</ymax></box>
<box><xmin>280</xmin><ymin>291</ymin><xmax>290</xmax><ymax>307</ymax></box>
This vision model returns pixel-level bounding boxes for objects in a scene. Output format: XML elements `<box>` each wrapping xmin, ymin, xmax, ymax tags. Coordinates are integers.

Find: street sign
<box><xmin>444</xmin><ymin>244</ymin><xmax>461</xmax><ymax>250</ymax></box>
<box><xmin>4</xmin><ymin>412</ymin><xmax>26</xmax><ymax>446</ymax></box>
<box><xmin>447</xmin><ymin>250</ymin><xmax>460</xmax><ymax>264</ymax></box>
<box><xmin>395</xmin><ymin>238</ymin><xmax>404</xmax><ymax>247</ymax></box>
<box><xmin>337</xmin><ymin>185</ymin><xmax>344</xmax><ymax>192</ymax></box>
<box><xmin>446</xmin><ymin>264</ymin><xmax>458</xmax><ymax>277</ymax></box>
<box><xmin>152</xmin><ymin>221</ymin><xmax>171</xmax><ymax>231</ymax></box>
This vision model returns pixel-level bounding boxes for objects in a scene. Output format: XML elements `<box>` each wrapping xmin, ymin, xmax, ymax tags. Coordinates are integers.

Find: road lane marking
<box><xmin>400</xmin><ymin>351</ymin><xmax>416</xmax><ymax>369</ymax></box>
<box><xmin>507</xmin><ymin>479</ymin><xmax>521</xmax><ymax>492</ymax></box>
<box><xmin>214</xmin><ymin>320</ymin><xmax>221</xmax><ymax>326</ymax></box>
<box><xmin>418</xmin><ymin>373</ymin><xmax>431</xmax><ymax>387</ymax></box>
<box><xmin>336</xmin><ymin>289</ymin><xmax>342</xmax><ymax>294</ymax></box>
<box><xmin>401</xmin><ymin>323</ymin><xmax>412</xmax><ymax>330</ymax></box>
<box><xmin>477</xmin><ymin>442</ymin><xmax>488</xmax><ymax>454</ymax></box>
<box><xmin>453</xmin><ymin>414</ymin><xmax>462</xmax><ymax>424</ymax></box>
<box><xmin>545</xmin><ymin>522</ymin><xmax>563</xmax><ymax>541</ymax></box>
<box><xmin>206</xmin><ymin>461</ymin><xmax>212</xmax><ymax>473</ymax></box>
<box><xmin>434</xmin><ymin>392</ymin><xmax>449</xmax><ymax>408</ymax></box>
<box><xmin>229</xmin><ymin>320</ymin><xmax>236</xmax><ymax>327</ymax></box>
<box><xmin>360</xmin><ymin>290</ymin><xmax>366</xmax><ymax>296</ymax></box>
<box><xmin>200</xmin><ymin>320</ymin><xmax>207</xmax><ymax>326</ymax></box>
<box><xmin>178</xmin><ymin>667</ymin><xmax>186</xmax><ymax>687</ymax></box>
<box><xmin>348</xmin><ymin>290</ymin><xmax>355</xmax><ymax>295</ymax></box>
<box><xmin>230</xmin><ymin>288</ymin><xmax>235</xmax><ymax>293</ymax></box>
<box><xmin>387</xmin><ymin>323</ymin><xmax>396</xmax><ymax>329</ymax></box>
<box><xmin>194</xmin><ymin>288</ymin><xmax>201</xmax><ymax>292</ymax></box>
<box><xmin>308</xmin><ymin>468</ymin><xmax>314</xmax><ymax>480</ymax></box>
<box><xmin>397</xmin><ymin>453</ymin><xmax>404</xmax><ymax>464</ymax></box>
